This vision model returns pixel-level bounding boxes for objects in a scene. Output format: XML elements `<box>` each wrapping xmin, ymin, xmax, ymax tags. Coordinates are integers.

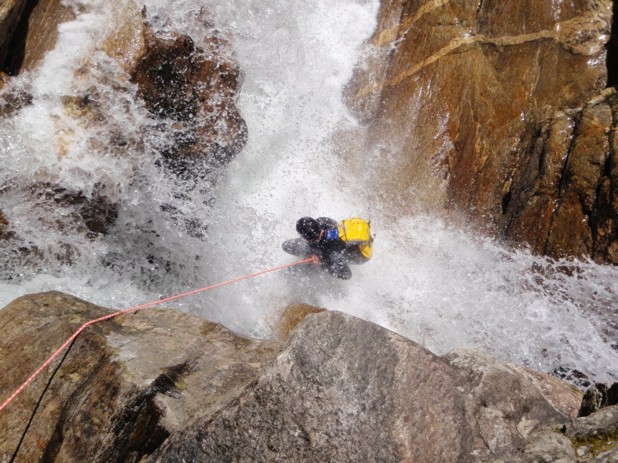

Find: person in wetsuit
<box><xmin>282</xmin><ymin>216</ymin><xmax>366</xmax><ymax>280</ymax></box>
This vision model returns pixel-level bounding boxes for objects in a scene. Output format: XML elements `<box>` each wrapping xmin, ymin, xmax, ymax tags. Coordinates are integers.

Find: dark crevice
<box><xmin>476</xmin><ymin>0</ymin><xmax>485</xmax><ymax>19</ymax></box>
<box><xmin>3</xmin><ymin>0</ymin><xmax>39</xmax><ymax>75</ymax></box>
<box><xmin>589</xmin><ymin>104</ymin><xmax>617</xmax><ymax>258</ymax></box>
<box><xmin>542</xmin><ymin>112</ymin><xmax>581</xmax><ymax>254</ymax></box>
<box><xmin>607</xmin><ymin>1</ymin><xmax>618</xmax><ymax>88</ymax></box>
<box><xmin>11</xmin><ymin>336</ymin><xmax>78</xmax><ymax>463</ymax></box>
<box><xmin>501</xmin><ymin>123</ymin><xmax>547</xmax><ymax>238</ymax></box>
<box><xmin>501</xmin><ymin>188</ymin><xmax>512</xmax><ymax>215</ymax></box>
<box><xmin>41</xmin><ymin>351</ymin><xmax>111</xmax><ymax>463</ymax></box>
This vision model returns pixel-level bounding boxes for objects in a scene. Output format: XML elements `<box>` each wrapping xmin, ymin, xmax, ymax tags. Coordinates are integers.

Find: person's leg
<box><xmin>344</xmin><ymin>246</ymin><xmax>367</xmax><ymax>264</ymax></box>
<box><xmin>282</xmin><ymin>238</ymin><xmax>310</xmax><ymax>257</ymax></box>
<box><xmin>325</xmin><ymin>260</ymin><xmax>352</xmax><ymax>280</ymax></box>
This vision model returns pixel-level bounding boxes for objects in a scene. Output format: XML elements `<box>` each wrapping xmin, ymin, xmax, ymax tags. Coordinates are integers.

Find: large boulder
<box><xmin>2</xmin><ymin>292</ymin><xmax>579</xmax><ymax>463</ymax></box>
<box><xmin>0</xmin><ymin>292</ymin><xmax>279</xmax><ymax>462</ymax></box>
<box><xmin>3</xmin><ymin>294</ymin><xmax>604</xmax><ymax>462</ymax></box>
<box><xmin>106</xmin><ymin>6</ymin><xmax>248</xmax><ymax>176</ymax></box>
<box><xmin>151</xmin><ymin>313</ymin><xmax>579</xmax><ymax>462</ymax></box>
<box><xmin>129</xmin><ymin>21</ymin><xmax>248</xmax><ymax>177</ymax></box>
<box><xmin>345</xmin><ymin>0</ymin><xmax>616</xmax><ymax>263</ymax></box>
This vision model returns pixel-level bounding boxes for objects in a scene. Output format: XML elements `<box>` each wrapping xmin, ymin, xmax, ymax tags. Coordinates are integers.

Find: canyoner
<box><xmin>282</xmin><ymin>216</ymin><xmax>373</xmax><ymax>280</ymax></box>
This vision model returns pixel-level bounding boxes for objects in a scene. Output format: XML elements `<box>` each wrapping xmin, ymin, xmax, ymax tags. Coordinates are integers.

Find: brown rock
<box><xmin>152</xmin><ymin>312</ymin><xmax>579</xmax><ymax>463</ymax></box>
<box><xmin>345</xmin><ymin>0</ymin><xmax>615</xmax><ymax>262</ymax></box>
<box><xmin>2</xmin><ymin>0</ymin><xmax>75</xmax><ymax>75</ymax></box>
<box><xmin>105</xmin><ymin>6</ymin><xmax>248</xmax><ymax>174</ymax></box>
<box><xmin>544</xmin><ymin>100</ymin><xmax>611</xmax><ymax>259</ymax></box>
<box><xmin>102</xmin><ymin>2</ymin><xmax>147</xmax><ymax>76</ymax></box>
<box><xmin>0</xmin><ymin>70</ymin><xmax>9</xmax><ymax>89</ymax></box>
<box><xmin>0</xmin><ymin>296</ymin><xmax>587</xmax><ymax>463</ymax></box>
<box><xmin>0</xmin><ymin>6</ymin><xmax>248</xmax><ymax>276</ymax></box>
<box><xmin>275</xmin><ymin>303</ymin><xmax>326</xmax><ymax>340</ymax></box>
<box><xmin>0</xmin><ymin>292</ymin><xmax>279</xmax><ymax>462</ymax></box>
<box><xmin>506</xmin><ymin>91</ymin><xmax>618</xmax><ymax>262</ymax></box>
<box><xmin>0</xmin><ymin>209</ymin><xmax>9</xmax><ymax>241</ymax></box>
<box><xmin>130</xmin><ymin>19</ymin><xmax>247</xmax><ymax>176</ymax></box>
<box><xmin>0</xmin><ymin>0</ymin><xmax>28</xmax><ymax>70</ymax></box>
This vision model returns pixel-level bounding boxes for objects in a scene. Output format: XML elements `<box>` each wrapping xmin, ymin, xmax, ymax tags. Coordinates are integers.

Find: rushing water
<box><xmin>0</xmin><ymin>0</ymin><xmax>616</xmax><ymax>386</ymax></box>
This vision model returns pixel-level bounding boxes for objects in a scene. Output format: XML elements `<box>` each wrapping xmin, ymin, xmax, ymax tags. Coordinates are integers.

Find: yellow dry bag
<box><xmin>338</xmin><ymin>218</ymin><xmax>373</xmax><ymax>260</ymax></box>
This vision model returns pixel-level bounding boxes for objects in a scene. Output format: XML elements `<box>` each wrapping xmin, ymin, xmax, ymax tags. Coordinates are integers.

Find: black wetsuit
<box><xmin>282</xmin><ymin>217</ymin><xmax>362</xmax><ymax>280</ymax></box>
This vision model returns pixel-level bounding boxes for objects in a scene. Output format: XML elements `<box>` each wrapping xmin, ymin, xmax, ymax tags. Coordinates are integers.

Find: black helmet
<box><xmin>296</xmin><ymin>217</ymin><xmax>320</xmax><ymax>241</ymax></box>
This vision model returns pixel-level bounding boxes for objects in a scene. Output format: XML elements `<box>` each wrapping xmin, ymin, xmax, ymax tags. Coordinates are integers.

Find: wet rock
<box><xmin>552</xmin><ymin>364</ymin><xmax>593</xmax><ymax>390</ymax></box>
<box><xmin>130</xmin><ymin>12</ymin><xmax>248</xmax><ymax>178</ymax></box>
<box><xmin>0</xmin><ymin>295</ymin><xmax>586</xmax><ymax>462</ymax></box>
<box><xmin>0</xmin><ymin>291</ymin><xmax>279</xmax><ymax>462</ymax></box>
<box><xmin>0</xmin><ymin>209</ymin><xmax>9</xmax><ymax>240</ymax></box>
<box><xmin>345</xmin><ymin>0</ymin><xmax>616</xmax><ymax>263</ymax></box>
<box><xmin>508</xmin><ymin>91</ymin><xmax>618</xmax><ymax>263</ymax></box>
<box><xmin>2</xmin><ymin>1</ymin><xmax>246</xmax><ymax>176</ymax></box>
<box><xmin>102</xmin><ymin>2</ymin><xmax>147</xmax><ymax>76</ymax></box>
<box><xmin>26</xmin><ymin>182</ymin><xmax>119</xmax><ymax>238</ymax></box>
<box><xmin>1</xmin><ymin>0</ymin><xmax>75</xmax><ymax>75</ymax></box>
<box><xmin>0</xmin><ymin>4</ymin><xmax>247</xmax><ymax>276</ymax></box>
<box><xmin>0</xmin><ymin>80</ymin><xmax>32</xmax><ymax>116</ymax></box>
<box><xmin>275</xmin><ymin>303</ymin><xmax>326</xmax><ymax>340</ymax></box>
<box><xmin>579</xmin><ymin>382</ymin><xmax>618</xmax><ymax>417</ymax></box>
<box><xmin>568</xmin><ymin>405</ymin><xmax>618</xmax><ymax>461</ymax></box>
<box><xmin>0</xmin><ymin>0</ymin><xmax>28</xmax><ymax>71</ymax></box>
<box><xmin>151</xmin><ymin>312</ymin><xmax>578</xmax><ymax>462</ymax></box>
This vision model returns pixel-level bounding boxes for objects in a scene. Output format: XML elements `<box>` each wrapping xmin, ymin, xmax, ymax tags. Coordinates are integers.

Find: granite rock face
<box><xmin>3</xmin><ymin>293</ymin><xmax>616</xmax><ymax>463</ymax></box>
<box><xmin>150</xmin><ymin>310</ymin><xmax>580</xmax><ymax>462</ymax></box>
<box><xmin>345</xmin><ymin>0</ymin><xmax>617</xmax><ymax>263</ymax></box>
<box><xmin>0</xmin><ymin>292</ymin><xmax>279</xmax><ymax>462</ymax></box>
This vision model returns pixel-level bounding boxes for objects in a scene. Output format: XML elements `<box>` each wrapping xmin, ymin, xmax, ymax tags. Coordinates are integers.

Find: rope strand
<box><xmin>0</xmin><ymin>256</ymin><xmax>317</xmax><ymax>415</ymax></box>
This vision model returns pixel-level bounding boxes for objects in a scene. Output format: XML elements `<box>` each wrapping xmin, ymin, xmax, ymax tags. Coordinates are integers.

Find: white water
<box><xmin>0</xmin><ymin>0</ymin><xmax>616</xmax><ymax>386</ymax></box>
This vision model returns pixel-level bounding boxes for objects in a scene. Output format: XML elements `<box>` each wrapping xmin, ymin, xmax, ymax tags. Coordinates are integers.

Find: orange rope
<box><xmin>0</xmin><ymin>256</ymin><xmax>318</xmax><ymax>414</ymax></box>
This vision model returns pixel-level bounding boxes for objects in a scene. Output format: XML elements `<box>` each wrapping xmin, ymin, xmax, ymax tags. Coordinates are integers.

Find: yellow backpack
<box><xmin>338</xmin><ymin>218</ymin><xmax>373</xmax><ymax>260</ymax></box>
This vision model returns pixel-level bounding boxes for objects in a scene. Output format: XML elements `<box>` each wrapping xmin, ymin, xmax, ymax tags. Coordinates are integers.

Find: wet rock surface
<box><xmin>345</xmin><ymin>0</ymin><xmax>616</xmax><ymax>263</ymax></box>
<box><xmin>1</xmin><ymin>294</ymin><xmax>616</xmax><ymax>462</ymax></box>
<box><xmin>0</xmin><ymin>0</ymin><xmax>29</xmax><ymax>72</ymax></box>
<box><xmin>130</xmin><ymin>19</ymin><xmax>248</xmax><ymax>177</ymax></box>
<box><xmin>579</xmin><ymin>382</ymin><xmax>618</xmax><ymax>417</ymax></box>
<box><xmin>1</xmin><ymin>0</ymin><xmax>75</xmax><ymax>75</ymax></box>
<box><xmin>0</xmin><ymin>3</ymin><xmax>247</xmax><ymax>276</ymax></box>
<box><xmin>0</xmin><ymin>292</ymin><xmax>279</xmax><ymax>462</ymax></box>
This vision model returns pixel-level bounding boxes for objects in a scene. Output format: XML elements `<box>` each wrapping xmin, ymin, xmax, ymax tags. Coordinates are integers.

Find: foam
<box><xmin>0</xmin><ymin>0</ymin><xmax>615</xmax><ymax>386</ymax></box>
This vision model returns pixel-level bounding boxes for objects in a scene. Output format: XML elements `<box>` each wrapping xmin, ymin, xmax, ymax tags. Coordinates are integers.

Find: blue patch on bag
<box><xmin>325</xmin><ymin>228</ymin><xmax>339</xmax><ymax>240</ymax></box>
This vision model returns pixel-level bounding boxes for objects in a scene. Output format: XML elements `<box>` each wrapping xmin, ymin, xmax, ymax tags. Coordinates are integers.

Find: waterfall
<box><xmin>0</xmin><ymin>0</ymin><xmax>616</xmax><ymax>386</ymax></box>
